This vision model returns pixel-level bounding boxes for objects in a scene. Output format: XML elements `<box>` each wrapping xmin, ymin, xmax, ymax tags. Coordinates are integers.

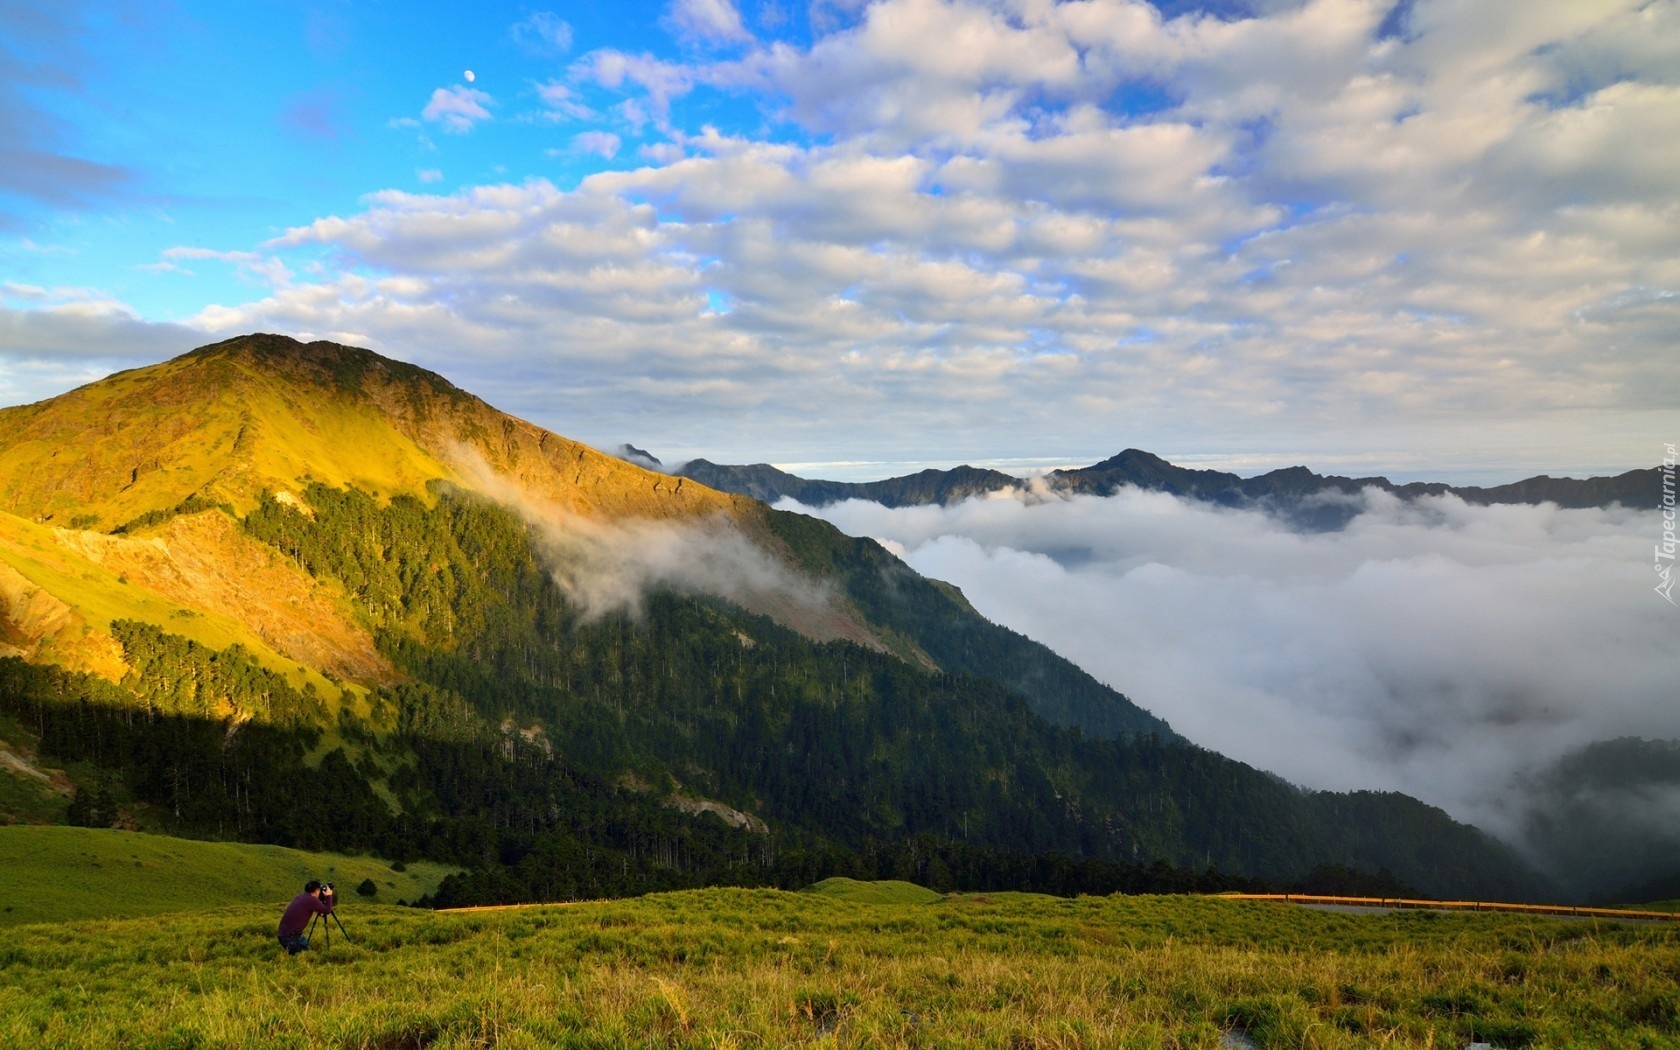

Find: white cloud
<box><xmin>576</xmin><ymin>50</ymin><xmax>696</xmax><ymax>122</ymax></box>
<box><xmin>573</xmin><ymin>130</ymin><xmax>623</xmax><ymax>159</ymax></box>
<box><xmin>98</xmin><ymin>0</ymin><xmax>1676</xmax><ymax>478</ymax></box>
<box><xmin>421</xmin><ymin>85</ymin><xmax>494</xmax><ymax>132</ymax></box>
<box><xmin>0</xmin><ymin>293</ymin><xmax>204</xmax><ymax>404</ymax></box>
<box><xmin>793</xmin><ymin>486</ymin><xmax>1680</xmax><ymax>852</ymax></box>
<box><xmin>511</xmin><ymin>10</ymin><xmax>574</xmax><ymax>55</ymax></box>
<box><xmin>161</xmin><ymin>247</ymin><xmax>293</xmax><ymax>288</ymax></box>
<box><xmin>664</xmin><ymin>0</ymin><xmax>754</xmax><ymax>44</ymax></box>
<box><xmin>534</xmin><ymin>81</ymin><xmax>597</xmax><ymax>122</ymax></box>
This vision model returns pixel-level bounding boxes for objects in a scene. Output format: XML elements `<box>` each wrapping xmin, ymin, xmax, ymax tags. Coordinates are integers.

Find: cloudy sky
<box><xmin>1</xmin><ymin>0</ymin><xmax>1674</xmax><ymax>482</ymax></box>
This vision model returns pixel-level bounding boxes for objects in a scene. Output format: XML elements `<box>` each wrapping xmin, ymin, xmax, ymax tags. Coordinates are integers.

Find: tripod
<box><xmin>306</xmin><ymin>905</ymin><xmax>352</xmax><ymax>948</ymax></box>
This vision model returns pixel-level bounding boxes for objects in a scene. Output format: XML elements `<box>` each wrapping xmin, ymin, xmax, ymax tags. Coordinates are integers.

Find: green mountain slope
<box><xmin>1519</xmin><ymin>738</ymin><xmax>1680</xmax><ymax>901</ymax></box>
<box><xmin>0</xmin><ymin>334</ymin><xmax>1545</xmax><ymax>902</ymax></box>
<box><xmin>0</xmin><ymin>825</ymin><xmax>457</xmax><ymax>925</ymax></box>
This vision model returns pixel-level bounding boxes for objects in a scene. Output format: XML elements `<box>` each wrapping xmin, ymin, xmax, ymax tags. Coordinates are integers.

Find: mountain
<box><xmin>0</xmin><ymin>333</ymin><xmax>758</xmax><ymax>691</ymax></box>
<box><xmin>1518</xmin><ymin>737</ymin><xmax>1680</xmax><ymax>901</ymax></box>
<box><xmin>676</xmin><ymin>447</ymin><xmax>1662</xmax><ymax>528</ymax></box>
<box><xmin>1052</xmin><ymin>450</ymin><xmax>1663</xmax><ymax>528</ymax></box>
<box><xmin>0</xmin><ymin>332</ymin><xmax>745</xmax><ymax>528</ymax></box>
<box><xmin>679</xmin><ymin>460</ymin><xmax>1019</xmax><ymax>509</ymax></box>
<box><xmin>0</xmin><ymin>334</ymin><xmax>1543</xmax><ymax>902</ymax></box>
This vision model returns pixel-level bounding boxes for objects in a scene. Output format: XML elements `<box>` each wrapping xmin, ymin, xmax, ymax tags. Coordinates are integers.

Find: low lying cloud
<box><xmin>534</xmin><ymin>511</ymin><xmax>830</xmax><ymax>622</ymax></box>
<box><xmin>449</xmin><ymin>443</ymin><xmax>837</xmax><ymax>625</ymax></box>
<box><xmin>790</xmin><ymin>486</ymin><xmax>1680</xmax><ymax>857</ymax></box>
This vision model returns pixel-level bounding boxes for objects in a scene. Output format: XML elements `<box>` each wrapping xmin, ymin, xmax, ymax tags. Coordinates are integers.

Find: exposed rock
<box><xmin>665</xmin><ymin>793</ymin><xmax>770</xmax><ymax>834</ymax></box>
<box><xmin>0</xmin><ymin>561</ymin><xmax>75</xmax><ymax>654</ymax></box>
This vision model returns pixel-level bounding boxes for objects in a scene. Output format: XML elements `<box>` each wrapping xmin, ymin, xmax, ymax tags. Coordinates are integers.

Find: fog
<box><xmin>537</xmin><ymin>511</ymin><xmax>825</xmax><ymax>622</ymax></box>
<box><xmin>789</xmin><ymin>486</ymin><xmax>1680</xmax><ymax>851</ymax></box>
<box><xmin>450</xmin><ymin>443</ymin><xmax>837</xmax><ymax>625</ymax></box>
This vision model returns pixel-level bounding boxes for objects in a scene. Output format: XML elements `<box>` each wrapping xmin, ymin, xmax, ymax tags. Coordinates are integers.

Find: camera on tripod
<box><xmin>305</xmin><ymin>880</ymin><xmax>350</xmax><ymax>948</ymax></box>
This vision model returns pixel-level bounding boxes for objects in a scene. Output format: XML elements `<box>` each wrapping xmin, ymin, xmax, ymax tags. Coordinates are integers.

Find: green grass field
<box><xmin>0</xmin><ymin>825</ymin><xmax>457</xmax><ymax>926</ymax></box>
<box><xmin>2</xmin><ymin>882</ymin><xmax>1678</xmax><ymax>1048</ymax></box>
<box><xmin>801</xmin><ymin>876</ymin><xmax>947</xmax><ymax>905</ymax></box>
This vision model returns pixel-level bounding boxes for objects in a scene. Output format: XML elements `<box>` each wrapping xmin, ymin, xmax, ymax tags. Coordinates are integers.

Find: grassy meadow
<box><xmin>2</xmin><ymin>874</ymin><xmax>1679</xmax><ymax>1048</ymax></box>
<box><xmin>0</xmin><ymin>825</ymin><xmax>457</xmax><ymax>926</ymax></box>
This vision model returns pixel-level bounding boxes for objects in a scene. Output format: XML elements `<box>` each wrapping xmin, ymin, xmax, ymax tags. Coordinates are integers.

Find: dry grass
<box><xmin>2</xmin><ymin>886</ymin><xmax>1676</xmax><ymax>1047</ymax></box>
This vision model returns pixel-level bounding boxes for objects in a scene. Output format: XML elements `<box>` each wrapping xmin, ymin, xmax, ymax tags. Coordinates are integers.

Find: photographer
<box><xmin>276</xmin><ymin>880</ymin><xmax>335</xmax><ymax>955</ymax></box>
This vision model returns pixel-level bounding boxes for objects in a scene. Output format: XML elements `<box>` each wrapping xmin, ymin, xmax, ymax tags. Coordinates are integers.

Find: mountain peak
<box><xmin>0</xmin><ymin>334</ymin><xmax>742</xmax><ymax>533</ymax></box>
<box><xmin>1109</xmin><ymin>448</ymin><xmax>1172</xmax><ymax>468</ymax></box>
<box><xmin>187</xmin><ymin>332</ymin><xmax>473</xmax><ymax>405</ymax></box>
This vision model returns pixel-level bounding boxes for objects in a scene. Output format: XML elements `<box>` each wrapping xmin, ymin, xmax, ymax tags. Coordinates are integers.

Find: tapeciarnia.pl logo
<box><xmin>1659</xmin><ymin>443</ymin><xmax>1677</xmax><ymax>606</ymax></box>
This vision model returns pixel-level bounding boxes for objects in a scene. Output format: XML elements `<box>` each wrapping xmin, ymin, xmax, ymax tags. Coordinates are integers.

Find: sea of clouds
<box><xmin>786</xmin><ymin>485</ymin><xmax>1680</xmax><ymax>854</ymax></box>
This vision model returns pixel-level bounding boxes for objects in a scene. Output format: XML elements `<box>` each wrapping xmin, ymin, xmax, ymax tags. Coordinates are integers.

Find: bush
<box><xmin>357</xmin><ymin>878</ymin><xmax>378</xmax><ymax>897</ymax></box>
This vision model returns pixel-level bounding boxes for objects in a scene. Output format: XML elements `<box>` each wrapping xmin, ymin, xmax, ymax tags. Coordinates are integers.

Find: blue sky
<box><xmin>2</xmin><ymin>0</ymin><xmax>1676</xmax><ymax>482</ymax></box>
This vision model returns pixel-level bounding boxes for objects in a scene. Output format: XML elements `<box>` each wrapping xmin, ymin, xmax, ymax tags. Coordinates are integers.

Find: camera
<box><xmin>321</xmin><ymin>882</ymin><xmax>334</xmax><ymax>894</ymax></box>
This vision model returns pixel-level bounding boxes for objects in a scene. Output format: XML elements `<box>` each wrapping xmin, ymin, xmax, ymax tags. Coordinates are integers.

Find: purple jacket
<box><xmin>277</xmin><ymin>889</ymin><xmax>335</xmax><ymax>938</ymax></box>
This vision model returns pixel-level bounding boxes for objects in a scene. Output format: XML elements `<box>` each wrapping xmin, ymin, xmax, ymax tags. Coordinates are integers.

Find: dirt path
<box><xmin>1223</xmin><ymin>893</ymin><xmax>1679</xmax><ymax>923</ymax></box>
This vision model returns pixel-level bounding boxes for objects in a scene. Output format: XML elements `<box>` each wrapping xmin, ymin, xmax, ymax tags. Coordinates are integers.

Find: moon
<box><xmin>464</xmin><ymin>70</ymin><xmax>476</xmax><ymax>82</ymax></box>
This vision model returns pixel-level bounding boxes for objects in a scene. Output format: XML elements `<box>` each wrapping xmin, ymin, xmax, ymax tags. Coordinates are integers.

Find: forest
<box><xmin>0</xmin><ymin>483</ymin><xmax>1543</xmax><ymax>904</ymax></box>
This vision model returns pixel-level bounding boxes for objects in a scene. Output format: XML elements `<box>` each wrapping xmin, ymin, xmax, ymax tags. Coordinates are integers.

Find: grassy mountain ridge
<box><xmin>0</xmin><ymin>506</ymin><xmax>367</xmax><ymax>695</ymax></box>
<box><xmin>0</xmin><ymin>333</ymin><xmax>747</xmax><ymax>530</ymax></box>
<box><xmin>0</xmin><ymin>333</ymin><xmax>1161</xmax><ymax>740</ymax></box>
<box><xmin>0</xmin><ymin>333</ymin><xmax>778</xmax><ymax>687</ymax></box>
<box><xmin>0</xmin><ymin>334</ymin><xmax>1547</xmax><ymax>903</ymax></box>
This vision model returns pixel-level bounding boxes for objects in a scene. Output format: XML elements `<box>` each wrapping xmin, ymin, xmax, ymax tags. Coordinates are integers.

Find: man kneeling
<box><xmin>276</xmin><ymin>880</ymin><xmax>335</xmax><ymax>954</ymax></box>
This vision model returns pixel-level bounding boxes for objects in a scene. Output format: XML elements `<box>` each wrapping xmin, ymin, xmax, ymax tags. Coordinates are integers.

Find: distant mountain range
<box><xmin>678</xmin><ymin>448</ymin><xmax>1662</xmax><ymax>528</ymax></box>
<box><xmin>677</xmin><ymin>460</ymin><xmax>1020</xmax><ymax>511</ymax></box>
